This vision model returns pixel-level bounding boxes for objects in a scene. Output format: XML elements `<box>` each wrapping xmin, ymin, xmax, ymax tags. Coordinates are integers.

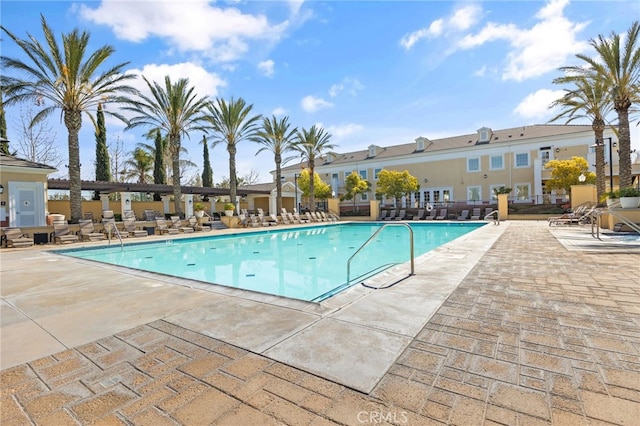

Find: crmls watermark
<box><xmin>357</xmin><ymin>410</ymin><xmax>409</xmax><ymax>424</ymax></box>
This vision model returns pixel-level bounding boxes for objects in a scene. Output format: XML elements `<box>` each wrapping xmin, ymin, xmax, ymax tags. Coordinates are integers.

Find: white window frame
<box><xmin>467</xmin><ymin>186</ymin><xmax>481</xmax><ymax>202</ymax></box>
<box><xmin>374</xmin><ymin>168</ymin><xmax>382</xmax><ymax>179</ymax></box>
<box><xmin>540</xmin><ymin>150</ymin><xmax>551</xmax><ymax>166</ymax></box>
<box><xmin>416</xmin><ymin>139</ymin><xmax>425</xmax><ymax>151</ymax></box>
<box><xmin>490</xmin><ymin>155</ymin><xmax>504</xmax><ymax>170</ymax></box>
<box><xmin>467</xmin><ymin>157</ymin><xmax>481</xmax><ymax>172</ymax></box>
<box><xmin>359</xmin><ymin>170</ymin><xmax>367</xmax><ymax>180</ymax></box>
<box><xmin>489</xmin><ymin>184</ymin><xmax>506</xmax><ymax>201</ymax></box>
<box><xmin>360</xmin><ymin>192</ymin><xmax>369</xmax><ymax>202</ymax></box>
<box><xmin>514</xmin><ymin>183</ymin><xmax>531</xmax><ymax>202</ymax></box>
<box><xmin>514</xmin><ymin>152</ymin><xmax>530</xmax><ymax>168</ymax></box>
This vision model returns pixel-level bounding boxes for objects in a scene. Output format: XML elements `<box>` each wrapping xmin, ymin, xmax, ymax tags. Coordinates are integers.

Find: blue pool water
<box><xmin>56</xmin><ymin>222</ymin><xmax>485</xmax><ymax>302</ymax></box>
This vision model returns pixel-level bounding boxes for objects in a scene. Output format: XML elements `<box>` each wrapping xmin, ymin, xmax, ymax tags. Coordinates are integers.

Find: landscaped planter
<box><xmin>619</xmin><ymin>197</ymin><xmax>640</xmax><ymax>208</ymax></box>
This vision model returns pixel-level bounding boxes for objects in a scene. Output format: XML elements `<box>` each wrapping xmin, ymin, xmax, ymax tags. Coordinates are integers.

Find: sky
<box><xmin>1</xmin><ymin>0</ymin><xmax>639</xmax><ymax>185</ymax></box>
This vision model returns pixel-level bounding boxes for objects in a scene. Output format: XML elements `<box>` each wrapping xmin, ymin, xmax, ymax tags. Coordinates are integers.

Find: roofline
<box><xmin>46</xmin><ymin>179</ymin><xmax>272</xmax><ymax>195</ymax></box>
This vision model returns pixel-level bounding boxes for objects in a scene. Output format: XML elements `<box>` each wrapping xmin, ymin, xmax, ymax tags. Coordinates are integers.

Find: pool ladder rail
<box><xmin>347</xmin><ymin>222</ymin><xmax>414</xmax><ymax>289</ymax></box>
<box><xmin>104</xmin><ymin>221</ymin><xmax>124</xmax><ymax>250</ymax></box>
<box><xmin>591</xmin><ymin>208</ymin><xmax>640</xmax><ymax>240</ymax></box>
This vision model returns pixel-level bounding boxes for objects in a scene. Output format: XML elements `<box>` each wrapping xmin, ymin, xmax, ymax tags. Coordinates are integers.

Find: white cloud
<box><xmin>400</xmin><ymin>4</ymin><xmax>481</xmax><ymax>50</ymax></box>
<box><xmin>301</xmin><ymin>95</ymin><xmax>333</xmax><ymax>112</ymax></box>
<box><xmin>127</xmin><ymin>62</ymin><xmax>226</xmax><ymax>98</ymax></box>
<box><xmin>258</xmin><ymin>59</ymin><xmax>275</xmax><ymax>77</ymax></box>
<box><xmin>514</xmin><ymin>88</ymin><xmax>565</xmax><ymax>119</ymax></box>
<box><xmin>457</xmin><ymin>0</ymin><xmax>590</xmax><ymax>81</ymax></box>
<box><xmin>325</xmin><ymin>123</ymin><xmax>364</xmax><ymax>140</ymax></box>
<box><xmin>78</xmin><ymin>0</ymin><xmax>289</xmax><ymax>62</ymax></box>
<box><xmin>271</xmin><ymin>107</ymin><xmax>288</xmax><ymax>116</ymax></box>
<box><xmin>329</xmin><ymin>77</ymin><xmax>364</xmax><ymax>98</ymax></box>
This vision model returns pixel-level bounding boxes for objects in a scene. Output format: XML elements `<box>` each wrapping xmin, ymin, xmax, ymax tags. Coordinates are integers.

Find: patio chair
<box><xmin>83</xmin><ymin>212</ymin><xmax>94</xmax><ymax>222</ymax></box>
<box><xmin>376</xmin><ymin>210</ymin><xmax>388</xmax><ymax>221</ymax></box>
<box><xmin>102</xmin><ymin>210</ymin><xmax>115</xmax><ymax>223</ymax></box>
<box><xmin>412</xmin><ymin>209</ymin><xmax>425</xmax><ymax>220</ymax></box>
<box><xmin>248</xmin><ymin>215</ymin><xmax>261</xmax><ymax>227</ymax></box>
<box><xmin>123</xmin><ymin>210</ymin><xmax>136</xmax><ymax>220</ymax></box>
<box><xmin>457</xmin><ymin>210</ymin><xmax>469</xmax><ymax>220</ymax></box>
<box><xmin>424</xmin><ymin>209</ymin><xmax>437</xmax><ymax>220</ymax></box>
<box><xmin>470</xmin><ymin>208</ymin><xmax>482</xmax><ymax>220</ymax></box>
<box><xmin>385</xmin><ymin>209</ymin><xmax>397</xmax><ymax>221</ymax></box>
<box><xmin>484</xmin><ymin>208</ymin><xmax>495</xmax><ymax>219</ymax></box>
<box><xmin>435</xmin><ymin>209</ymin><xmax>448</xmax><ymax>220</ymax></box>
<box><xmin>171</xmin><ymin>216</ymin><xmax>194</xmax><ymax>233</ymax></box>
<box><xmin>124</xmin><ymin>218</ymin><xmax>148</xmax><ymax>237</ymax></box>
<box><xmin>395</xmin><ymin>209</ymin><xmax>406</xmax><ymax>220</ymax></box>
<box><xmin>78</xmin><ymin>219</ymin><xmax>107</xmax><ymax>241</ymax></box>
<box><xmin>3</xmin><ymin>228</ymin><xmax>34</xmax><ymax>248</ymax></box>
<box><xmin>143</xmin><ymin>209</ymin><xmax>158</xmax><ymax>221</ymax></box>
<box><xmin>53</xmin><ymin>220</ymin><xmax>79</xmax><ymax>244</ymax></box>
<box><xmin>156</xmin><ymin>218</ymin><xmax>180</xmax><ymax>235</ymax></box>
<box><xmin>188</xmin><ymin>216</ymin><xmax>211</xmax><ymax>232</ymax></box>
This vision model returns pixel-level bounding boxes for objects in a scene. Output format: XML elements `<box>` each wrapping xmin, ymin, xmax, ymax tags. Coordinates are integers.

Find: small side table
<box><xmin>33</xmin><ymin>233</ymin><xmax>49</xmax><ymax>245</ymax></box>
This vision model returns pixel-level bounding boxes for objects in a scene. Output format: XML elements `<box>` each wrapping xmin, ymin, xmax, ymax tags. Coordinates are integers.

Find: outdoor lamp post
<box><xmin>294</xmin><ymin>173</ymin><xmax>300</xmax><ymax>212</ymax></box>
<box><xmin>592</xmin><ymin>137</ymin><xmax>615</xmax><ymax>192</ymax></box>
<box><xmin>578</xmin><ymin>173</ymin><xmax>586</xmax><ymax>183</ymax></box>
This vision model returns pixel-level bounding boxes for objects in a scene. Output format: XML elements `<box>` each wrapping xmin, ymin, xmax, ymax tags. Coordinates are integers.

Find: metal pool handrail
<box><xmin>484</xmin><ymin>210</ymin><xmax>499</xmax><ymax>225</ymax></box>
<box><xmin>346</xmin><ymin>222</ymin><xmax>414</xmax><ymax>288</ymax></box>
<box><xmin>591</xmin><ymin>208</ymin><xmax>640</xmax><ymax>240</ymax></box>
<box><xmin>105</xmin><ymin>221</ymin><xmax>124</xmax><ymax>250</ymax></box>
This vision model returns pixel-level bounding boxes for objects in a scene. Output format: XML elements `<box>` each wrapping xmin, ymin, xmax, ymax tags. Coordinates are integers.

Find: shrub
<box><xmin>224</xmin><ymin>203</ymin><xmax>235</xmax><ymax>210</ymax></box>
<box><xmin>618</xmin><ymin>187</ymin><xmax>640</xmax><ymax>197</ymax></box>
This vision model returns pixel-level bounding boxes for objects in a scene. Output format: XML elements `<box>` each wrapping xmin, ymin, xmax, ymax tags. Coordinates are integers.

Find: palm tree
<box><xmin>550</xmin><ymin>74</ymin><xmax>614</xmax><ymax>201</ymax></box>
<box><xmin>1</xmin><ymin>15</ymin><xmax>137</xmax><ymax>222</ymax></box>
<box><xmin>123</xmin><ymin>76</ymin><xmax>209</xmax><ymax>216</ymax></box>
<box><xmin>292</xmin><ymin>125</ymin><xmax>335</xmax><ymax>212</ymax></box>
<box><xmin>564</xmin><ymin>21</ymin><xmax>640</xmax><ymax>188</ymax></box>
<box><xmin>206</xmin><ymin>97</ymin><xmax>261</xmax><ymax>205</ymax></box>
<box><xmin>122</xmin><ymin>147</ymin><xmax>154</xmax><ymax>183</ymax></box>
<box><xmin>253</xmin><ymin>116</ymin><xmax>298</xmax><ymax>214</ymax></box>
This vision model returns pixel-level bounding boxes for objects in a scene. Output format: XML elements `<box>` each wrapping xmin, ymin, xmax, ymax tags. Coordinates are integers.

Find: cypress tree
<box><xmin>202</xmin><ymin>135</ymin><xmax>213</xmax><ymax>187</ymax></box>
<box><xmin>95</xmin><ymin>104</ymin><xmax>111</xmax><ymax>181</ymax></box>
<box><xmin>0</xmin><ymin>91</ymin><xmax>9</xmax><ymax>155</ymax></box>
<box><xmin>153</xmin><ymin>129</ymin><xmax>166</xmax><ymax>201</ymax></box>
<box><xmin>94</xmin><ymin>103</ymin><xmax>111</xmax><ymax>199</ymax></box>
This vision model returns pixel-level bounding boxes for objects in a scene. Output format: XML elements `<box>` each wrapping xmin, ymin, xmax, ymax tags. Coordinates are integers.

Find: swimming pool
<box><xmin>56</xmin><ymin>222</ymin><xmax>485</xmax><ymax>302</ymax></box>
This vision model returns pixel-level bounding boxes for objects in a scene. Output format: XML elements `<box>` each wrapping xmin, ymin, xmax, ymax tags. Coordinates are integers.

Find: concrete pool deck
<box><xmin>1</xmin><ymin>220</ymin><xmax>639</xmax><ymax>424</ymax></box>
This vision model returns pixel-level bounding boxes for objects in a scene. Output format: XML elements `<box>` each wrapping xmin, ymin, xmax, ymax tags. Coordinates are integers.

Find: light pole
<box><xmin>294</xmin><ymin>173</ymin><xmax>300</xmax><ymax>212</ymax></box>
<box><xmin>592</xmin><ymin>137</ymin><xmax>614</xmax><ymax>192</ymax></box>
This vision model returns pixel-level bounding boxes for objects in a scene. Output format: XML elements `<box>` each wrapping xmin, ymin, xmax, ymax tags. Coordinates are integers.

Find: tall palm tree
<box><xmin>292</xmin><ymin>125</ymin><xmax>335</xmax><ymax>212</ymax></box>
<box><xmin>1</xmin><ymin>15</ymin><xmax>137</xmax><ymax>222</ymax></box>
<box><xmin>206</xmin><ymin>97</ymin><xmax>261</xmax><ymax>205</ymax></box>
<box><xmin>253</xmin><ymin>116</ymin><xmax>298</xmax><ymax>214</ymax></box>
<box><xmin>564</xmin><ymin>21</ymin><xmax>640</xmax><ymax>188</ymax></box>
<box><xmin>123</xmin><ymin>76</ymin><xmax>209</xmax><ymax>215</ymax></box>
<box><xmin>550</xmin><ymin>74</ymin><xmax>614</xmax><ymax>201</ymax></box>
<box><xmin>122</xmin><ymin>147</ymin><xmax>153</xmax><ymax>183</ymax></box>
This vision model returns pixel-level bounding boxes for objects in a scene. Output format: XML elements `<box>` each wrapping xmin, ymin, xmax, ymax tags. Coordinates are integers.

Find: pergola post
<box><xmin>184</xmin><ymin>194</ymin><xmax>194</xmax><ymax>218</ymax></box>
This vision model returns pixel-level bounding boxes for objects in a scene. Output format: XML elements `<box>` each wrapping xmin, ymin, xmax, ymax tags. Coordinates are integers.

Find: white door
<box><xmin>8</xmin><ymin>181</ymin><xmax>46</xmax><ymax>227</ymax></box>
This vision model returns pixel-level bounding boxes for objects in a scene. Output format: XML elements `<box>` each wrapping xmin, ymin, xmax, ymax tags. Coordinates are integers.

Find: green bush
<box><xmin>619</xmin><ymin>187</ymin><xmax>640</xmax><ymax>197</ymax></box>
<box><xmin>224</xmin><ymin>203</ymin><xmax>235</xmax><ymax>210</ymax></box>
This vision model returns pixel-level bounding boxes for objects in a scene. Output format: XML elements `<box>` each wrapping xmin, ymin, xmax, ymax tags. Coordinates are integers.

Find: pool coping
<box><xmin>1</xmin><ymin>220</ymin><xmax>506</xmax><ymax>393</ymax></box>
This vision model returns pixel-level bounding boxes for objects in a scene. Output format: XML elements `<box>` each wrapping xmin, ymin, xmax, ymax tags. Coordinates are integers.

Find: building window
<box><xmin>359</xmin><ymin>170</ymin><xmax>367</xmax><ymax>179</ymax></box>
<box><xmin>467</xmin><ymin>186</ymin><xmax>481</xmax><ymax>202</ymax></box>
<box><xmin>416</xmin><ymin>138</ymin><xmax>425</xmax><ymax>151</ymax></box>
<box><xmin>515</xmin><ymin>183</ymin><xmax>530</xmax><ymax>202</ymax></box>
<box><xmin>490</xmin><ymin>155</ymin><xmax>503</xmax><ymax>170</ymax></box>
<box><xmin>490</xmin><ymin>184</ymin><xmax>506</xmax><ymax>200</ymax></box>
<box><xmin>374</xmin><ymin>168</ymin><xmax>382</xmax><ymax>179</ymax></box>
<box><xmin>515</xmin><ymin>152</ymin><xmax>530</xmax><ymax>168</ymax></box>
<box><xmin>360</xmin><ymin>192</ymin><xmax>369</xmax><ymax>202</ymax></box>
<box><xmin>540</xmin><ymin>150</ymin><xmax>550</xmax><ymax>165</ymax></box>
<box><xmin>467</xmin><ymin>157</ymin><xmax>480</xmax><ymax>172</ymax></box>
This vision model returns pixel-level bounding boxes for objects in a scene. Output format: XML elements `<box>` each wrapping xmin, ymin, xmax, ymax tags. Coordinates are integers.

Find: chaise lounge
<box><xmin>3</xmin><ymin>228</ymin><xmax>34</xmax><ymax>248</ymax></box>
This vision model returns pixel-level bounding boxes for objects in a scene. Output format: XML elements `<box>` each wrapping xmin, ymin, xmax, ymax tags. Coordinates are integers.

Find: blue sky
<box><xmin>2</xmin><ymin>0</ymin><xmax>639</xmax><ymax>184</ymax></box>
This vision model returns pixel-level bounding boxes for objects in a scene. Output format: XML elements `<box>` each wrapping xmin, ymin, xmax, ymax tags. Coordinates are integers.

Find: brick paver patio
<box><xmin>1</xmin><ymin>221</ymin><xmax>639</xmax><ymax>425</ymax></box>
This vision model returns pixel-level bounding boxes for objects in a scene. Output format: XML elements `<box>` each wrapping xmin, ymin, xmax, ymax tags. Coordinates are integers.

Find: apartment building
<box><xmin>280</xmin><ymin>124</ymin><xmax>626</xmax><ymax>209</ymax></box>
